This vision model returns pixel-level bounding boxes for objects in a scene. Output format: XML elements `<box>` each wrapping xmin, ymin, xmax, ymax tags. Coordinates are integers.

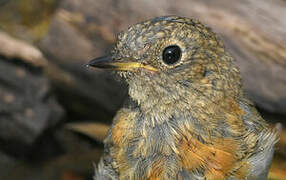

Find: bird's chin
<box><xmin>117</xmin><ymin>71</ymin><xmax>134</xmax><ymax>80</ymax></box>
<box><xmin>117</xmin><ymin>68</ymin><xmax>156</xmax><ymax>80</ymax></box>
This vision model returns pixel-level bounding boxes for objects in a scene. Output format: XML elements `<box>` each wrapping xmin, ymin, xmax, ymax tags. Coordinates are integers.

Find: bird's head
<box><xmin>88</xmin><ymin>16</ymin><xmax>242</xmax><ymax>110</ymax></box>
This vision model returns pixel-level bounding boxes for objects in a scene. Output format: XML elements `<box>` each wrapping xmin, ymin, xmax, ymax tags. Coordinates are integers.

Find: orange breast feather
<box><xmin>178</xmin><ymin>136</ymin><xmax>248</xmax><ymax>179</ymax></box>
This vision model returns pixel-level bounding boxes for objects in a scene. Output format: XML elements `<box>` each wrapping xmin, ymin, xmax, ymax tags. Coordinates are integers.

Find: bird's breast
<box><xmin>108</xmin><ymin>108</ymin><xmax>253</xmax><ymax>179</ymax></box>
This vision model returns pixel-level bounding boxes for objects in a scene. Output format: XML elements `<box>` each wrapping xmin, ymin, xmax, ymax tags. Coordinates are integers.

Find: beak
<box><xmin>86</xmin><ymin>55</ymin><xmax>157</xmax><ymax>72</ymax></box>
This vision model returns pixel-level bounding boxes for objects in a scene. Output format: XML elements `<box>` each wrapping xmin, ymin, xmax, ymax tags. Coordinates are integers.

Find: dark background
<box><xmin>0</xmin><ymin>0</ymin><xmax>285</xmax><ymax>179</ymax></box>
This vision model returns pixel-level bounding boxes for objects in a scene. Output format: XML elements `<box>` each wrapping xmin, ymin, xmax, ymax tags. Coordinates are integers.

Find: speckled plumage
<box><xmin>90</xmin><ymin>16</ymin><xmax>277</xmax><ymax>180</ymax></box>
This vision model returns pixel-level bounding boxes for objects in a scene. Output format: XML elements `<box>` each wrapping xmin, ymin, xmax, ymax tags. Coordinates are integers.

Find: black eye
<box><xmin>162</xmin><ymin>45</ymin><xmax>182</xmax><ymax>65</ymax></box>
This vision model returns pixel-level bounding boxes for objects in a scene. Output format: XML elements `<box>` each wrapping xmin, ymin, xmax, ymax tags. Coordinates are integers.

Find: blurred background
<box><xmin>0</xmin><ymin>0</ymin><xmax>285</xmax><ymax>179</ymax></box>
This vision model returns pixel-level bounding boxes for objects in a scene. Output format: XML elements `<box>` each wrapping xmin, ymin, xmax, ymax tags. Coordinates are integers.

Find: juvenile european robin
<box><xmin>88</xmin><ymin>16</ymin><xmax>277</xmax><ymax>180</ymax></box>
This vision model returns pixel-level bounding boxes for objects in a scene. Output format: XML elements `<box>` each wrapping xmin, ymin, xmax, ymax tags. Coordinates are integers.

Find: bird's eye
<box><xmin>162</xmin><ymin>45</ymin><xmax>182</xmax><ymax>65</ymax></box>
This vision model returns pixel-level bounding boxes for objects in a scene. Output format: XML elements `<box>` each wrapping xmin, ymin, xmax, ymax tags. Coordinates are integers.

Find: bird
<box><xmin>87</xmin><ymin>16</ymin><xmax>277</xmax><ymax>180</ymax></box>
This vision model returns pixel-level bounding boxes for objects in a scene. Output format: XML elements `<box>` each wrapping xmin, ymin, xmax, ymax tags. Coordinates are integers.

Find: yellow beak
<box><xmin>87</xmin><ymin>56</ymin><xmax>157</xmax><ymax>72</ymax></box>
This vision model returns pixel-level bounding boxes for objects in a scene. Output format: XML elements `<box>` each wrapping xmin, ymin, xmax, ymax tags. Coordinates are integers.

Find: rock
<box><xmin>0</xmin><ymin>149</ymin><xmax>102</xmax><ymax>180</ymax></box>
<box><xmin>0</xmin><ymin>52</ymin><xmax>63</xmax><ymax>145</ymax></box>
<box><xmin>0</xmin><ymin>31</ymin><xmax>47</xmax><ymax>67</ymax></box>
<box><xmin>0</xmin><ymin>151</ymin><xmax>18</xmax><ymax>176</ymax></box>
<box><xmin>40</xmin><ymin>7</ymin><xmax>128</xmax><ymax>122</ymax></box>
